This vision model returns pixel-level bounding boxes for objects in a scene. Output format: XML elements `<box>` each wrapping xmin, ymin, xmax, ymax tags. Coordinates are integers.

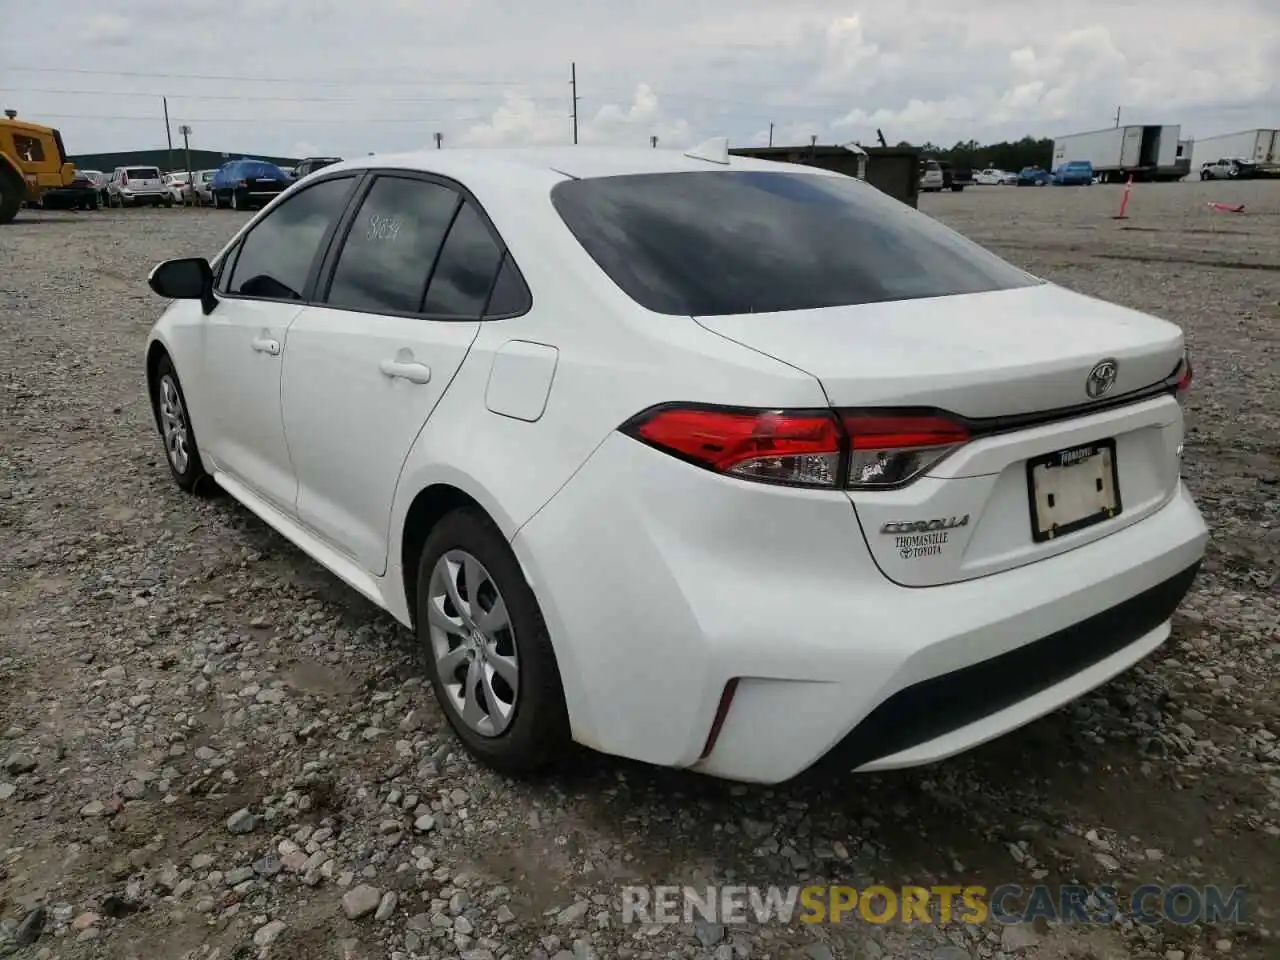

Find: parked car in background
<box><xmin>108</xmin><ymin>165</ymin><xmax>172</xmax><ymax>207</ymax></box>
<box><xmin>293</xmin><ymin>156</ymin><xmax>343</xmax><ymax>179</ymax></box>
<box><xmin>77</xmin><ymin>169</ymin><xmax>110</xmax><ymax>204</ymax></box>
<box><xmin>1051</xmin><ymin>160</ymin><xmax>1095</xmax><ymax>186</ymax></box>
<box><xmin>38</xmin><ymin>172</ymin><xmax>101</xmax><ymax>210</ymax></box>
<box><xmin>918</xmin><ymin>158</ymin><xmax>944</xmax><ymax>192</ymax></box>
<box><xmin>1016</xmin><ymin>166</ymin><xmax>1051</xmax><ymax>186</ymax></box>
<box><xmin>165</xmin><ymin>171</ymin><xmax>193</xmax><ymax>204</ymax></box>
<box><xmin>974</xmin><ymin>168</ymin><xmax>1016</xmax><ymax>185</ymax></box>
<box><xmin>191</xmin><ymin>169</ymin><xmax>217</xmax><ymax>205</ymax></box>
<box><xmin>210</xmin><ymin>159</ymin><xmax>292</xmax><ymax>210</ymax></box>
<box><xmin>1199</xmin><ymin>157</ymin><xmax>1259</xmax><ymax>180</ymax></box>
<box><xmin>142</xmin><ymin>146</ymin><xmax>1204</xmax><ymax>785</ymax></box>
<box><xmin>936</xmin><ymin>161</ymin><xmax>972</xmax><ymax>192</ymax></box>
<box><xmin>279</xmin><ymin>166</ymin><xmax>296</xmax><ymax>180</ymax></box>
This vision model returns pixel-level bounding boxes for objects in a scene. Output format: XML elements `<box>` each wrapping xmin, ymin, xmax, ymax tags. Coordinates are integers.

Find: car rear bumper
<box><xmin>512</xmin><ymin>432</ymin><xmax>1209</xmax><ymax>783</ymax></box>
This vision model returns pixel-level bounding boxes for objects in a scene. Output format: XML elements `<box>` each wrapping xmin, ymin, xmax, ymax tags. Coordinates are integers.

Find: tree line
<box><xmin>895</xmin><ymin>136</ymin><xmax>1055</xmax><ymax>171</ymax></box>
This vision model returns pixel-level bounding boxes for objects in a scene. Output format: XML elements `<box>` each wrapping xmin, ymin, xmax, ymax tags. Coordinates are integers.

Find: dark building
<box><xmin>729</xmin><ymin>143</ymin><xmax>921</xmax><ymax>208</ymax></box>
<box><xmin>68</xmin><ymin>147</ymin><xmax>301</xmax><ymax>173</ymax></box>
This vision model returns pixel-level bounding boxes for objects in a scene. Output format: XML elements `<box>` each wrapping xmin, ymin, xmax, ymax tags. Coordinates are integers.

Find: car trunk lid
<box><xmin>694</xmin><ymin>283</ymin><xmax>1188</xmax><ymax>586</ymax></box>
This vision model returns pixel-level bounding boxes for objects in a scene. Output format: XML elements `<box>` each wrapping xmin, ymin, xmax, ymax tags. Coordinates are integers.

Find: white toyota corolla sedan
<box><xmin>143</xmin><ymin>140</ymin><xmax>1207</xmax><ymax>784</ymax></box>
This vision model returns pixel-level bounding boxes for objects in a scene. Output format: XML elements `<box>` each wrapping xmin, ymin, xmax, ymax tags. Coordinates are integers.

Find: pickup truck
<box><xmin>936</xmin><ymin>161</ymin><xmax>972</xmax><ymax>192</ymax></box>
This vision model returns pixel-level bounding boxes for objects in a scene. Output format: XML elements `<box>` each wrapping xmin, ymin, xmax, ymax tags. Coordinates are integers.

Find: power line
<box><xmin>4</xmin><ymin>86</ymin><xmax>563</xmax><ymax>105</ymax></box>
<box><xmin>30</xmin><ymin>113</ymin><xmax>494</xmax><ymax>125</ymax></box>
<box><xmin>2</xmin><ymin>64</ymin><xmax>563</xmax><ymax>88</ymax></box>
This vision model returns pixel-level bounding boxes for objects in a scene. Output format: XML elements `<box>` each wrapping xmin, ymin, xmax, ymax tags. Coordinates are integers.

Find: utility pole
<box><xmin>768</xmin><ymin>122</ymin><xmax>774</xmax><ymax>147</ymax></box>
<box><xmin>570</xmin><ymin>62</ymin><xmax>579</xmax><ymax>145</ymax></box>
<box><xmin>650</xmin><ymin>135</ymin><xmax>658</xmax><ymax>148</ymax></box>
<box><xmin>434</xmin><ymin>132</ymin><xmax>443</xmax><ymax>149</ymax></box>
<box><xmin>163</xmin><ymin>97</ymin><xmax>174</xmax><ymax>172</ymax></box>
<box><xmin>179</xmin><ymin>124</ymin><xmax>192</xmax><ymax>202</ymax></box>
<box><xmin>1114</xmin><ymin>105</ymin><xmax>1121</xmax><ymax>128</ymax></box>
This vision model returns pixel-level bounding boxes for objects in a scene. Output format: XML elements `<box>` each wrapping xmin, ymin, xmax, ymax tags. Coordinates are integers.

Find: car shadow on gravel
<box><xmin>533</xmin><ymin>667</ymin><xmax>1278</xmax><ymax>956</ymax></box>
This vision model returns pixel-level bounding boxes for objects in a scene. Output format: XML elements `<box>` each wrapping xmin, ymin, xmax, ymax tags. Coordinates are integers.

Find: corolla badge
<box><xmin>1086</xmin><ymin>358</ymin><xmax>1119</xmax><ymax>399</ymax></box>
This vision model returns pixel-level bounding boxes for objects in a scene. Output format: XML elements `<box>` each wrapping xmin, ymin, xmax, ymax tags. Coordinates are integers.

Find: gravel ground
<box><xmin>1</xmin><ymin>177</ymin><xmax>1277</xmax><ymax>960</ymax></box>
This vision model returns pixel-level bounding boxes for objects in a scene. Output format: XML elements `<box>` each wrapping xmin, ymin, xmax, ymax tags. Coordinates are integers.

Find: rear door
<box><xmin>280</xmin><ymin>172</ymin><xmax>508</xmax><ymax>575</ymax></box>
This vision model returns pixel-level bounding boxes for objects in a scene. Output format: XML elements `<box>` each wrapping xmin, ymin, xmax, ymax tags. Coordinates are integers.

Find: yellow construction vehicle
<box><xmin>1</xmin><ymin>109</ymin><xmax>78</xmax><ymax>224</ymax></box>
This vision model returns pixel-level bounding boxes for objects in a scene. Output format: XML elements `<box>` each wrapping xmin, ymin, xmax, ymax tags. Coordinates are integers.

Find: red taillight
<box><xmin>1174</xmin><ymin>352</ymin><xmax>1192</xmax><ymax>404</ymax></box>
<box><xmin>630</xmin><ymin>406</ymin><xmax>842</xmax><ymax>487</ymax></box>
<box><xmin>623</xmin><ymin>406</ymin><xmax>970</xmax><ymax>489</ymax></box>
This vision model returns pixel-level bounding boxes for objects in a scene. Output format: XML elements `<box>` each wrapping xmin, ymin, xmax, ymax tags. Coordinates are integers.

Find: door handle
<box><xmin>251</xmin><ymin>337</ymin><xmax>281</xmax><ymax>356</ymax></box>
<box><xmin>379</xmin><ymin>359</ymin><xmax>432</xmax><ymax>384</ymax></box>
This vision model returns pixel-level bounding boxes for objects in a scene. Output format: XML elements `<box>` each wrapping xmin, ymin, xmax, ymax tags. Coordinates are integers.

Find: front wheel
<box><xmin>416</xmin><ymin>509</ymin><xmax>571</xmax><ymax>775</ymax></box>
<box><xmin>151</xmin><ymin>355</ymin><xmax>210</xmax><ymax>494</ymax></box>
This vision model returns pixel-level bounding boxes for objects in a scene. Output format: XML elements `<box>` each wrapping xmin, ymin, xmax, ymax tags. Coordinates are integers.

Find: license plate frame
<box><xmin>1025</xmin><ymin>439</ymin><xmax>1122</xmax><ymax>543</ymax></box>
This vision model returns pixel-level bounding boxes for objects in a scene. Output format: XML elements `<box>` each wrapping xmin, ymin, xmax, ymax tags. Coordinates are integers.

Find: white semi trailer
<box><xmin>1188</xmin><ymin>129</ymin><xmax>1280</xmax><ymax>173</ymax></box>
<box><xmin>1052</xmin><ymin>124</ymin><xmax>1183</xmax><ymax>182</ymax></box>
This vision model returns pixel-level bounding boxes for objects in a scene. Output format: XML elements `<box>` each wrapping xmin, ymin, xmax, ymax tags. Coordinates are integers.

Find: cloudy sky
<box><xmin>2</xmin><ymin>0</ymin><xmax>1276</xmax><ymax>160</ymax></box>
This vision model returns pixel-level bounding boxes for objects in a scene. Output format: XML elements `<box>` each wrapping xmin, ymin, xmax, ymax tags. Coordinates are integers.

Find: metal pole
<box><xmin>1115</xmin><ymin>106</ymin><xmax>1121</xmax><ymax>128</ymax></box>
<box><xmin>180</xmin><ymin>124</ymin><xmax>192</xmax><ymax>203</ymax></box>
<box><xmin>163</xmin><ymin>97</ymin><xmax>174</xmax><ymax>172</ymax></box>
<box><xmin>768</xmin><ymin>122</ymin><xmax>773</xmax><ymax>147</ymax></box>
<box><xmin>570</xmin><ymin>62</ymin><xmax>579</xmax><ymax>145</ymax></box>
<box><xmin>434</xmin><ymin>132</ymin><xmax>443</xmax><ymax>149</ymax></box>
<box><xmin>650</xmin><ymin>135</ymin><xmax>657</xmax><ymax>148</ymax></box>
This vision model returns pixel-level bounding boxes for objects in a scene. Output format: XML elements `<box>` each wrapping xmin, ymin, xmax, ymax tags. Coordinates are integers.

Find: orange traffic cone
<box><xmin>1111</xmin><ymin>174</ymin><xmax>1133</xmax><ymax>219</ymax></box>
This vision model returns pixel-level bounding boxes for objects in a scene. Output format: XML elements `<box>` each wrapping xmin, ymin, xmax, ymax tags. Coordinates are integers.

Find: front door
<box><xmin>200</xmin><ymin>174</ymin><xmax>360</xmax><ymax>513</ymax></box>
<box><xmin>281</xmin><ymin>174</ymin><xmax>509</xmax><ymax>575</ymax></box>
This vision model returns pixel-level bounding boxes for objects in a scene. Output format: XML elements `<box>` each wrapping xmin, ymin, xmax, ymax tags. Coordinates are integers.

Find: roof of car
<box><xmin>313</xmin><ymin>146</ymin><xmax>842</xmax><ymax>185</ymax></box>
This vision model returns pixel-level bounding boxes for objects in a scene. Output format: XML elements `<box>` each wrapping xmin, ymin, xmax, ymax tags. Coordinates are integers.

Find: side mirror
<box><xmin>148</xmin><ymin>257</ymin><xmax>217</xmax><ymax>315</ymax></box>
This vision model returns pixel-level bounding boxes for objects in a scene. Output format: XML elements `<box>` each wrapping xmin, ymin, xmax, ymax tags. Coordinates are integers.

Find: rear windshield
<box><xmin>127</xmin><ymin>167</ymin><xmax>160</xmax><ymax>178</ymax></box>
<box><xmin>550</xmin><ymin>171</ymin><xmax>1039</xmax><ymax>317</ymax></box>
<box><xmin>236</xmin><ymin>161</ymin><xmax>285</xmax><ymax>179</ymax></box>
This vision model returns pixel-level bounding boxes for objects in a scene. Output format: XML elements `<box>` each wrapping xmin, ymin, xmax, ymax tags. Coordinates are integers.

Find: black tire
<box><xmin>231</xmin><ymin>190</ymin><xmax>244</xmax><ymax>211</ymax></box>
<box><xmin>151</xmin><ymin>354</ymin><xmax>211</xmax><ymax>494</ymax></box>
<box><xmin>0</xmin><ymin>174</ymin><xmax>22</xmax><ymax>224</ymax></box>
<box><xmin>951</xmin><ymin>185</ymin><xmax>965</xmax><ymax>192</ymax></box>
<box><xmin>163</xmin><ymin>195</ymin><xmax>173</xmax><ymax>208</ymax></box>
<box><xmin>416</xmin><ymin>508</ymin><xmax>571</xmax><ymax>775</ymax></box>
<box><xmin>212</xmin><ymin>192</ymin><xmax>221</xmax><ymax>209</ymax></box>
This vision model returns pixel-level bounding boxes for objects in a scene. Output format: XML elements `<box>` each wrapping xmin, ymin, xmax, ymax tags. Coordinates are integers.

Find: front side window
<box><xmin>324</xmin><ymin>176</ymin><xmax>460</xmax><ymax>315</ymax></box>
<box><xmin>224</xmin><ymin>176</ymin><xmax>355</xmax><ymax>301</ymax></box>
<box><xmin>550</xmin><ymin>170</ymin><xmax>1039</xmax><ymax>317</ymax></box>
<box><xmin>13</xmin><ymin>136</ymin><xmax>45</xmax><ymax>163</ymax></box>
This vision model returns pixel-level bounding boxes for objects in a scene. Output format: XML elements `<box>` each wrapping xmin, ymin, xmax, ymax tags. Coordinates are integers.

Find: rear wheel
<box><xmin>416</xmin><ymin>509</ymin><xmax>571</xmax><ymax>775</ymax></box>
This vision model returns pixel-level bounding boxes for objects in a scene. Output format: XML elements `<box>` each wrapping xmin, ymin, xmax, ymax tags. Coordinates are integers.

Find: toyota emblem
<box><xmin>1086</xmin><ymin>359</ymin><xmax>1118</xmax><ymax>399</ymax></box>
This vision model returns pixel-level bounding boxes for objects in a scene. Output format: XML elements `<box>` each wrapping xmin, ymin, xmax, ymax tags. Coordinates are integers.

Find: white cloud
<box><xmin>5</xmin><ymin>0</ymin><xmax>1276</xmax><ymax>158</ymax></box>
<box><xmin>453</xmin><ymin>83</ymin><xmax>692</xmax><ymax>149</ymax></box>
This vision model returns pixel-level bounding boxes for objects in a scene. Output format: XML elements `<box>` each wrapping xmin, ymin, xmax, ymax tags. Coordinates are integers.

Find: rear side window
<box><xmin>421</xmin><ymin>200</ymin><xmax>504</xmax><ymax>318</ymax></box>
<box><xmin>484</xmin><ymin>253</ymin><xmax>532</xmax><ymax>318</ymax></box>
<box><xmin>551</xmin><ymin>171</ymin><xmax>1039</xmax><ymax>316</ymax></box>
<box><xmin>324</xmin><ymin>176</ymin><xmax>461</xmax><ymax>315</ymax></box>
<box><xmin>224</xmin><ymin>176</ymin><xmax>355</xmax><ymax>301</ymax></box>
